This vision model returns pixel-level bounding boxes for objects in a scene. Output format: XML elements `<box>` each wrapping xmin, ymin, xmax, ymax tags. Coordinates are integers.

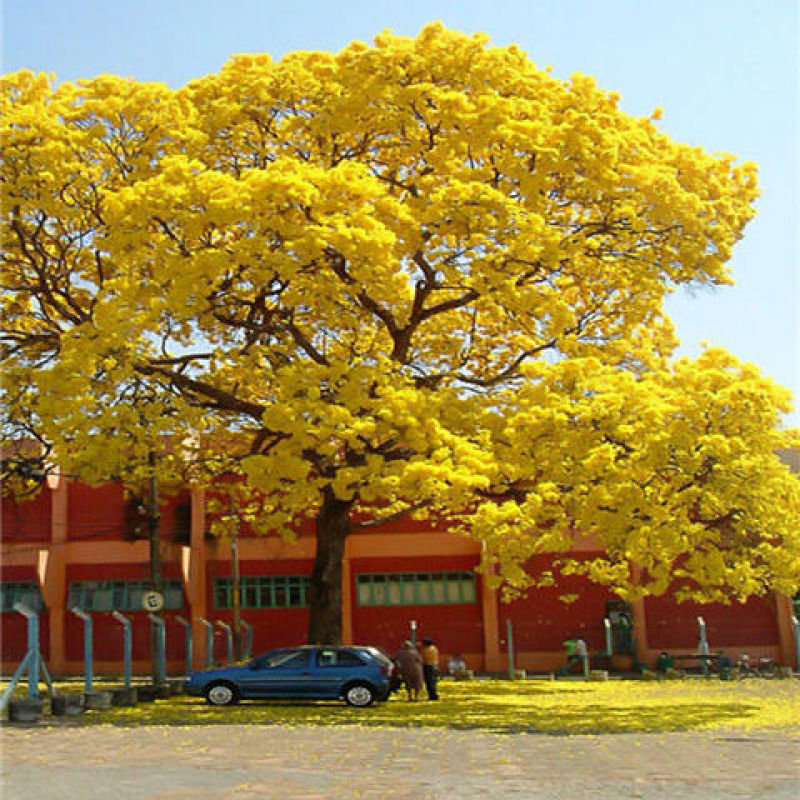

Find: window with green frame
<box><xmin>1</xmin><ymin>581</ymin><xmax>44</xmax><ymax>613</ymax></box>
<box><xmin>67</xmin><ymin>580</ymin><xmax>184</xmax><ymax>611</ymax></box>
<box><xmin>356</xmin><ymin>571</ymin><xmax>476</xmax><ymax>606</ymax></box>
<box><xmin>213</xmin><ymin>575</ymin><xmax>310</xmax><ymax>609</ymax></box>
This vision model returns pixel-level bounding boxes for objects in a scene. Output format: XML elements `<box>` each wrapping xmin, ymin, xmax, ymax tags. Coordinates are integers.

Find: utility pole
<box><xmin>229</xmin><ymin>495</ymin><xmax>242</xmax><ymax>661</ymax></box>
<box><xmin>147</xmin><ymin>449</ymin><xmax>164</xmax><ymax>684</ymax></box>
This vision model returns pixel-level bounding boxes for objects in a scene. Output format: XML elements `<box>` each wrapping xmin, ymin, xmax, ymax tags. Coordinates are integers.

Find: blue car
<box><xmin>185</xmin><ymin>645</ymin><xmax>395</xmax><ymax>707</ymax></box>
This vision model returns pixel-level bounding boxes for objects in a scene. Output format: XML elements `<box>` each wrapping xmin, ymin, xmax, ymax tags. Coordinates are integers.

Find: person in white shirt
<box><xmin>574</xmin><ymin>637</ymin><xmax>589</xmax><ymax>677</ymax></box>
<box><xmin>560</xmin><ymin>635</ymin><xmax>589</xmax><ymax>677</ymax></box>
<box><xmin>448</xmin><ymin>653</ymin><xmax>467</xmax><ymax>675</ymax></box>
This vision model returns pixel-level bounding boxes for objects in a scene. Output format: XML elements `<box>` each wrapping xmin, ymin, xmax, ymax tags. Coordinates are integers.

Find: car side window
<box><xmin>339</xmin><ymin>650</ymin><xmax>364</xmax><ymax>667</ymax></box>
<box><xmin>317</xmin><ymin>649</ymin><xmax>338</xmax><ymax>667</ymax></box>
<box><xmin>315</xmin><ymin>649</ymin><xmax>366</xmax><ymax>667</ymax></box>
<box><xmin>265</xmin><ymin>649</ymin><xmax>308</xmax><ymax>668</ymax></box>
<box><xmin>337</xmin><ymin>650</ymin><xmax>366</xmax><ymax>666</ymax></box>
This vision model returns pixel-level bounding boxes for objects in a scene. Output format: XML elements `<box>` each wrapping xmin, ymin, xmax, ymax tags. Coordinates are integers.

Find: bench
<box><xmin>669</xmin><ymin>654</ymin><xmax>725</xmax><ymax>676</ymax></box>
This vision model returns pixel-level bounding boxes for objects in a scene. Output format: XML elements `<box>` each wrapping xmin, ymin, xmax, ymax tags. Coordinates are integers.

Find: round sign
<box><xmin>142</xmin><ymin>591</ymin><xmax>164</xmax><ymax>612</ymax></box>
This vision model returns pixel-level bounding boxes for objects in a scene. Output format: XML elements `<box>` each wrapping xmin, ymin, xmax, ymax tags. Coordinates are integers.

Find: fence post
<box><xmin>111</xmin><ymin>611</ymin><xmax>133</xmax><ymax>688</ymax></box>
<box><xmin>410</xmin><ymin>619</ymin><xmax>417</xmax><ymax>648</ymax></box>
<box><xmin>216</xmin><ymin>621</ymin><xmax>233</xmax><ymax>664</ymax></box>
<box><xmin>199</xmin><ymin>618</ymin><xmax>214</xmax><ymax>667</ymax></box>
<box><xmin>176</xmin><ymin>616</ymin><xmax>193</xmax><ymax>675</ymax></box>
<box><xmin>148</xmin><ymin>613</ymin><xmax>166</xmax><ymax>684</ymax></box>
<box><xmin>506</xmin><ymin>619</ymin><xmax>515</xmax><ymax>679</ymax></box>
<box><xmin>604</xmin><ymin>617</ymin><xmax>613</xmax><ymax>657</ymax></box>
<box><xmin>240</xmin><ymin>620</ymin><xmax>253</xmax><ymax>661</ymax></box>
<box><xmin>792</xmin><ymin>615</ymin><xmax>800</xmax><ymax>673</ymax></box>
<box><xmin>70</xmin><ymin>607</ymin><xmax>93</xmax><ymax>693</ymax></box>
<box><xmin>697</xmin><ymin>616</ymin><xmax>711</xmax><ymax>676</ymax></box>
<box><xmin>13</xmin><ymin>602</ymin><xmax>42</xmax><ymax>699</ymax></box>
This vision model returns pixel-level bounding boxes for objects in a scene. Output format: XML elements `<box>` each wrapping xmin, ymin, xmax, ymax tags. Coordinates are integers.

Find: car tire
<box><xmin>204</xmin><ymin>681</ymin><xmax>240</xmax><ymax>706</ymax></box>
<box><xmin>343</xmin><ymin>682</ymin><xmax>375</xmax><ymax>708</ymax></box>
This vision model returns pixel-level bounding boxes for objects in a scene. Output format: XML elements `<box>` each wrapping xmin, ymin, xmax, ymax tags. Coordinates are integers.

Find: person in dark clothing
<box><xmin>655</xmin><ymin>651</ymin><xmax>674</xmax><ymax>674</ymax></box>
<box><xmin>394</xmin><ymin>640</ymin><xmax>423</xmax><ymax>701</ymax></box>
<box><xmin>421</xmin><ymin>638</ymin><xmax>440</xmax><ymax>700</ymax></box>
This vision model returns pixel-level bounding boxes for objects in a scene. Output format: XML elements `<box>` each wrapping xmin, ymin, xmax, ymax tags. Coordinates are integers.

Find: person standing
<box><xmin>421</xmin><ymin>638</ymin><xmax>440</xmax><ymax>700</ymax></box>
<box><xmin>394</xmin><ymin>640</ymin><xmax>424</xmax><ymax>702</ymax></box>
<box><xmin>574</xmin><ymin>636</ymin><xmax>589</xmax><ymax>677</ymax></box>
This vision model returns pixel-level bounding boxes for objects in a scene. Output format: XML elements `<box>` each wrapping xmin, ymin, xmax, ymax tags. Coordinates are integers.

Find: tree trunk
<box><xmin>308</xmin><ymin>488</ymin><xmax>352</xmax><ymax>644</ymax></box>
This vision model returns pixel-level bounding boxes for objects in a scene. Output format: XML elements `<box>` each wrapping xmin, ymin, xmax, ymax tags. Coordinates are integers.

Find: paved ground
<box><xmin>1</xmin><ymin>723</ymin><xmax>799</xmax><ymax>799</ymax></box>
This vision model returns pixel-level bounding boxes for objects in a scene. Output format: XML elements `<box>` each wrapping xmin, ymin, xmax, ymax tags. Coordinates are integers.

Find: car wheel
<box><xmin>343</xmin><ymin>682</ymin><xmax>375</xmax><ymax>708</ymax></box>
<box><xmin>204</xmin><ymin>681</ymin><xmax>239</xmax><ymax>706</ymax></box>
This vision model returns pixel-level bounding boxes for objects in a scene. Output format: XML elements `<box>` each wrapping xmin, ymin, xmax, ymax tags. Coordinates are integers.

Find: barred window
<box><xmin>67</xmin><ymin>580</ymin><xmax>184</xmax><ymax>611</ymax></box>
<box><xmin>1</xmin><ymin>581</ymin><xmax>44</xmax><ymax>613</ymax></box>
<box><xmin>356</xmin><ymin>571</ymin><xmax>476</xmax><ymax>606</ymax></box>
<box><xmin>213</xmin><ymin>575</ymin><xmax>310</xmax><ymax>609</ymax></box>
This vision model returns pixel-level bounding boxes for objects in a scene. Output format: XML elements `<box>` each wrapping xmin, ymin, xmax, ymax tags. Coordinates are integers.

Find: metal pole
<box><xmin>697</xmin><ymin>615</ymin><xmax>710</xmax><ymax>676</ymax></box>
<box><xmin>13</xmin><ymin>602</ymin><xmax>41</xmax><ymax>699</ymax></box>
<box><xmin>791</xmin><ymin>615</ymin><xmax>800</xmax><ymax>673</ymax></box>
<box><xmin>39</xmin><ymin>659</ymin><xmax>55</xmax><ymax>698</ymax></box>
<box><xmin>0</xmin><ymin>652</ymin><xmax>32</xmax><ymax>712</ymax></box>
<box><xmin>410</xmin><ymin>619</ymin><xmax>417</xmax><ymax>647</ymax></box>
<box><xmin>147</xmin><ymin>449</ymin><xmax>163</xmax><ymax>685</ymax></box>
<box><xmin>176</xmin><ymin>616</ymin><xmax>193</xmax><ymax>675</ymax></box>
<box><xmin>148</xmin><ymin>613</ymin><xmax>166</xmax><ymax>684</ymax></box>
<box><xmin>112</xmin><ymin>611</ymin><xmax>133</xmax><ymax>688</ymax></box>
<box><xmin>697</xmin><ymin>616</ymin><xmax>708</xmax><ymax>653</ymax></box>
<box><xmin>28</xmin><ymin>610</ymin><xmax>40</xmax><ymax>699</ymax></box>
<box><xmin>240</xmin><ymin>620</ymin><xmax>253</xmax><ymax>660</ymax></box>
<box><xmin>604</xmin><ymin>617</ymin><xmax>613</xmax><ymax>657</ymax></box>
<box><xmin>71</xmin><ymin>608</ymin><xmax>93</xmax><ymax>693</ymax></box>
<box><xmin>506</xmin><ymin>619</ymin><xmax>515</xmax><ymax>679</ymax></box>
<box><xmin>199</xmin><ymin>618</ymin><xmax>214</xmax><ymax>667</ymax></box>
<box><xmin>216</xmin><ymin>621</ymin><xmax>233</xmax><ymax>663</ymax></box>
<box><xmin>229</xmin><ymin>496</ymin><xmax>242</xmax><ymax>661</ymax></box>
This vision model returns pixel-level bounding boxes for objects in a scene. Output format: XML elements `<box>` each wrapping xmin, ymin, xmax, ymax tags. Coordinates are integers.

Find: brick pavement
<box><xmin>1</xmin><ymin>724</ymin><xmax>799</xmax><ymax>799</ymax></box>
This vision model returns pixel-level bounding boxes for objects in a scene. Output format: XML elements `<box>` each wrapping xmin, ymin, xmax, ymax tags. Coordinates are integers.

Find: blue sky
<box><xmin>3</xmin><ymin>0</ymin><xmax>798</xmax><ymax>421</ymax></box>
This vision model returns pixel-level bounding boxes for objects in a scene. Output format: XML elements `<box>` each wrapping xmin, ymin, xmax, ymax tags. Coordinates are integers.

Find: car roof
<box><xmin>275</xmin><ymin>644</ymin><xmax>378</xmax><ymax>649</ymax></box>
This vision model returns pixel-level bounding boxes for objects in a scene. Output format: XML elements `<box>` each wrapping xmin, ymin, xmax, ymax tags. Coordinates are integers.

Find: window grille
<box><xmin>213</xmin><ymin>575</ymin><xmax>310</xmax><ymax>609</ymax></box>
<box><xmin>356</xmin><ymin>571</ymin><xmax>476</xmax><ymax>606</ymax></box>
<box><xmin>67</xmin><ymin>579</ymin><xmax>184</xmax><ymax>611</ymax></box>
<box><xmin>0</xmin><ymin>581</ymin><xmax>44</xmax><ymax>613</ymax></box>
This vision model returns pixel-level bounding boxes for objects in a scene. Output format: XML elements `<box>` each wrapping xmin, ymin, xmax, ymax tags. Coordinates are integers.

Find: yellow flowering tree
<box><xmin>472</xmin><ymin>350</ymin><xmax>800</xmax><ymax>603</ymax></box>
<box><xmin>3</xmin><ymin>25</ymin><xmax>797</xmax><ymax>642</ymax></box>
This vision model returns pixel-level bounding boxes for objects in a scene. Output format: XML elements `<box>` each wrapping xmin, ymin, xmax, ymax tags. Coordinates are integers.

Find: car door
<box><xmin>313</xmin><ymin>647</ymin><xmax>369</xmax><ymax>698</ymax></box>
<box><xmin>244</xmin><ymin>649</ymin><xmax>313</xmax><ymax>698</ymax></box>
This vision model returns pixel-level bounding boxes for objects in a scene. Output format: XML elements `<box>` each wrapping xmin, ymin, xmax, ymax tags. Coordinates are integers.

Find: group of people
<box><xmin>655</xmin><ymin>649</ymin><xmax>734</xmax><ymax>678</ymax></box>
<box><xmin>393</xmin><ymin>638</ymin><xmax>443</xmax><ymax>701</ymax></box>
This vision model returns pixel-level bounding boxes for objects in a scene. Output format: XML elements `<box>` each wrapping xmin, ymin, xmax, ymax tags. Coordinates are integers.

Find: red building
<box><xmin>2</xmin><ymin>476</ymin><xmax>797</xmax><ymax>675</ymax></box>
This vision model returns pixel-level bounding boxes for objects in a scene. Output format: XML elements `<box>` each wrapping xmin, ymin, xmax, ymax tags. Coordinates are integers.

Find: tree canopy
<box><xmin>3</xmin><ymin>25</ymin><xmax>798</xmax><ymax>642</ymax></box>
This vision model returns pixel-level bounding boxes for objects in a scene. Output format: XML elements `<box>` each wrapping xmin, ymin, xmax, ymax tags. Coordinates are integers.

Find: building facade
<box><xmin>2</xmin><ymin>477</ymin><xmax>797</xmax><ymax>676</ymax></box>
